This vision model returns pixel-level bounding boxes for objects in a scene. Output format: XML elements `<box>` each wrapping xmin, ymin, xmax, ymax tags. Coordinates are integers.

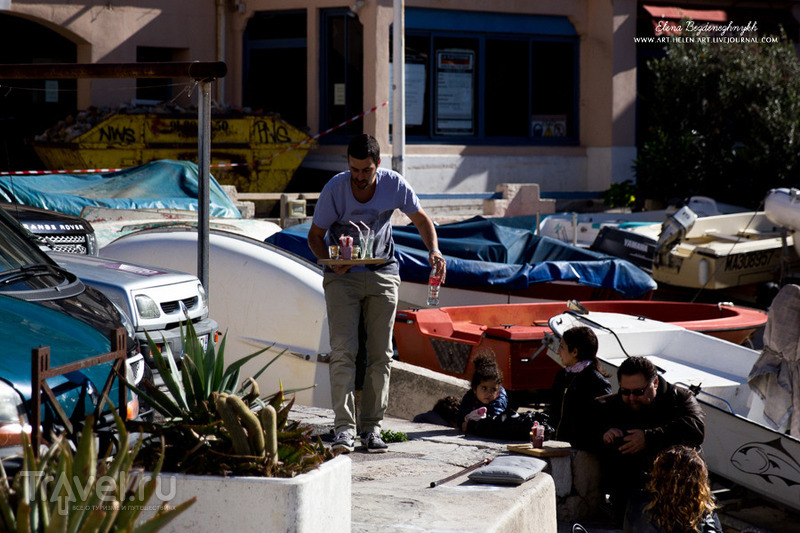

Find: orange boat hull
<box><xmin>393</xmin><ymin>301</ymin><xmax>767</xmax><ymax>392</ymax></box>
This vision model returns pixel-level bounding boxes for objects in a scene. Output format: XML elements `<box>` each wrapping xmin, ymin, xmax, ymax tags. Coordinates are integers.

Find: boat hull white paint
<box><xmin>101</xmin><ymin>229</ymin><xmax>332</xmax><ymax>408</ymax></box>
<box><xmin>548</xmin><ymin>311</ymin><xmax>800</xmax><ymax>513</ymax></box>
<box><xmin>631</xmin><ymin>211</ymin><xmax>797</xmax><ymax>291</ymax></box>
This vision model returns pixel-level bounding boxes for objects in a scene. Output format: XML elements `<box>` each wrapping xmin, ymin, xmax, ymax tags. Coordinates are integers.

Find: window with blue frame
<box><xmin>394</xmin><ymin>9</ymin><xmax>579</xmax><ymax>145</ymax></box>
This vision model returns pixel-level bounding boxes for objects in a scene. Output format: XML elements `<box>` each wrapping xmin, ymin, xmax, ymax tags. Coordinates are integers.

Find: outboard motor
<box><xmin>657</xmin><ymin>205</ymin><xmax>699</xmax><ymax>252</ymax></box>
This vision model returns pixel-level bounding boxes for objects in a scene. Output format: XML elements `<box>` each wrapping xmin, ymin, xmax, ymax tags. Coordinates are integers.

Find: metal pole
<box><xmin>391</xmin><ymin>0</ymin><xmax>405</xmax><ymax>176</ymax></box>
<box><xmin>197</xmin><ymin>81</ymin><xmax>212</xmax><ymax>295</ymax></box>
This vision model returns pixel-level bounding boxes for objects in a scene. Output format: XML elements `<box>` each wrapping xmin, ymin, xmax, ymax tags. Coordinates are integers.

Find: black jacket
<box><xmin>596</xmin><ymin>376</ymin><xmax>705</xmax><ymax>454</ymax></box>
<box><xmin>548</xmin><ymin>365</ymin><xmax>611</xmax><ymax>449</ymax></box>
<box><xmin>596</xmin><ymin>377</ymin><xmax>705</xmax><ymax>492</ymax></box>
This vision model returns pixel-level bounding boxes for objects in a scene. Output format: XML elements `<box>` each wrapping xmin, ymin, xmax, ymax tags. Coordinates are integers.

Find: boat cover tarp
<box><xmin>748</xmin><ymin>283</ymin><xmax>800</xmax><ymax>438</ymax></box>
<box><xmin>265</xmin><ymin>217</ymin><xmax>657</xmax><ymax>298</ymax></box>
<box><xmin>0</xmin><ymin>160</ymin><xmax>241</xmax><ymax>218</ymax></box>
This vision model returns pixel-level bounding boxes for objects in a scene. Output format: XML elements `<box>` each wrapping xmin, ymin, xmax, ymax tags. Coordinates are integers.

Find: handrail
<box><xmin>675</xmin><ymin>381</ymin><xmax>735</xmax><ymax>415</ymax></box>
<box><xmin>31</xmin><ymin>327</ymin><xmax>127</xmax><ymax>456</ymax></box>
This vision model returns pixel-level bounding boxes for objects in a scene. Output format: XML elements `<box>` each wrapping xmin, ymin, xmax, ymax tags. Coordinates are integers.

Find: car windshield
<box><xmin>0</xmin><ymin>208</ymin><xmax>55</xmax><ymax>272</ymax></box>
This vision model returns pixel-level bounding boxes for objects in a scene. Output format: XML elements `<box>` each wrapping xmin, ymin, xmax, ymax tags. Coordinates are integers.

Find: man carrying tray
<box><xmin>307</xmin><ymin>133</ymin><xmax>445</xmax><ymax>453</ymax></box>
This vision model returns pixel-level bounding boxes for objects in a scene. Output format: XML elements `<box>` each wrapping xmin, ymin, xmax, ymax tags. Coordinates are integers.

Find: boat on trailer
<box><xmin>394</xmin><ymin>300</ymin><xmax>767</xmax><ymax>394</ymax></box>
<box><xmin>546</xmin><ymin>309</ymin><xmax>800</xmax><ymax>514</ymax></box>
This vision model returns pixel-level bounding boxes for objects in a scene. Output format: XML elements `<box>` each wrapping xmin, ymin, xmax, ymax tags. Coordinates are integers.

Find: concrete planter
<box><xmin>142</xmin><ymin>455</ymin><xmax>351</xmax><ymax>533</ymax></box>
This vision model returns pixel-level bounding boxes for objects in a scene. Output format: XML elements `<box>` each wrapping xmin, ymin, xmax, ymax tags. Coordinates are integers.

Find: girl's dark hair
<box><xmin>433</xmin><ymin>396</ymin><xmax>460</xmax><ymax>427</ymax></box>
<box><xmin>471</xmin><ymin>351</ymin><xmax>503</xmax><ymax>388</ymax></box>
<box><xmin>562</xmin><ymin>326</ymin><xmax>608</xmax><ymax>375</ymax></box>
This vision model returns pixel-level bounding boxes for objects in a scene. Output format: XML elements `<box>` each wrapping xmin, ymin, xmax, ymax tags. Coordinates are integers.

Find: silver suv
<box><xmin>48</xmin><ymin>251</ymin><xmax>218</xmax><ymax>367</ymax></box>
<box><xmin>0</xmin><ymin>202</ymin><xmax>218</xmax><ymax>368</ymax></box>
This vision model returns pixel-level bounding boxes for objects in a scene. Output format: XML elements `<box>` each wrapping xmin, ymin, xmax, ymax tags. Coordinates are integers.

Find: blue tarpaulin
<box><xmin>0</xmin><ymin>160</ymin><xmax>241</xmax><ymax>218</ymax></box>
<box><xmin>266</xmin><ymin>217</ymin><xmax>657</xmax><ymax>299</ymax></box>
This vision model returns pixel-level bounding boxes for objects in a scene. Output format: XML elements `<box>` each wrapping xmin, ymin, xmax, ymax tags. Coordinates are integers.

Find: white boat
<box><xmin>546</xmin><ymin>309</ymin><xmax>800</xmax><ymax>513</ymax></box>
<box><xmin>83</xmin><ymin>206</ymin><xmax>282</xmax><ymax>249</ymax></box>
<box><xmin>100</xmin><ymin>228</ymin><xmax>332</xmax><ymax>408</ymax></box>
<box><xmin>628</xmin><ymin>209</ymin><xmax>799</xmax><ymax>294</ymax></box>
<box><xmin>538</xmin><ymin>196</ymin><xmax>728</xmax><ymax>248</ymax></box>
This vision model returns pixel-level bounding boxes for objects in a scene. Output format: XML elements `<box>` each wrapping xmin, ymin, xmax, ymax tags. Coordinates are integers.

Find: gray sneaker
<box><xmin>331</xmin><ymin>431</ymin><xmax>355</xmax><ymax>453</ymax></box>
<box><xmin>361</xmin><ymin>432</ymin><xmax>389</xmax><ymax>453</ymax></box>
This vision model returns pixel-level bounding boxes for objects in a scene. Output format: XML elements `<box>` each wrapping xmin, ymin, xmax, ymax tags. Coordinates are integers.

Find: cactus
<box><xmin>241</xmin><ymin>377</ymin><xmax>260</xmax><ymax>405</ymax></box>
<box><xmin>226</xmin><ymin>394</ymin><xmax>265</xmax><ymax>457</ymax></box>
<box><xmin>260</xmin><ymin>405</ymin><xmax>278</xmax><ymax>464</ymax></box>
<box><xmin>125</xmin><ymin>319</ymin><xmax>335</xmax><ymax>478</ymax></box>
<box><xmin>214</xmin><ymin>393</ymin><xmax>252</xmax><ymax>456</ymax></box>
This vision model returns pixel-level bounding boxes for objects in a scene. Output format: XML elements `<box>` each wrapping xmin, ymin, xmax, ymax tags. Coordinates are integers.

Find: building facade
<box><xmin>0</xmin><ymin>1</ymin><xmax>797</xmax><ymax>196</ymax></box>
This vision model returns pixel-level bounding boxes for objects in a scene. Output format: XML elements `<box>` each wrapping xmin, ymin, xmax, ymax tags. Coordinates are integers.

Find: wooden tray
<box><xmin>507</xmin><ymin>442</ymin><xmax>571</xmax><ymax>458</ymax></box>
<box><xmin>318</xmin><ymin>258</ymin><xmax>385</xmax><ymax>266</ymax></box>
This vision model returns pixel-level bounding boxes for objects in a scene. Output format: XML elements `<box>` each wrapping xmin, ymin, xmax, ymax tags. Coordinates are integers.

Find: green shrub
<box><xmin>0</xmin><ymin>412</ymin><xmax>194</xmax><ymax>533</ymax></box>
<box><xmin>635</xmin><ymin>29</ymin><xmax>800</xmax><ymax>208</ymax></box>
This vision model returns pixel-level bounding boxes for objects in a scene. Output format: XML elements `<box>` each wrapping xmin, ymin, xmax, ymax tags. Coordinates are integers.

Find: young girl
<box><xmin>456</xmin><ymin>351</ymin><xmax>509</xmax><ymax>433</ymax></box>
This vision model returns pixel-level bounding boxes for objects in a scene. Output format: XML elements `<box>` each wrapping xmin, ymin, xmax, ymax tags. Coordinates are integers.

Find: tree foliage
<box><xmin>634</xmin><ymin>31</ymin><xmax>800</xmax><ymax>208</ymax></box>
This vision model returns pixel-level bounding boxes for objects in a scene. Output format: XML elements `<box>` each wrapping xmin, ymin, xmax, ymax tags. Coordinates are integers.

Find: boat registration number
<box><xmin>724</xmin><ymin>250</ymin><xmax>776</xmax><ymax>271</ymax></box>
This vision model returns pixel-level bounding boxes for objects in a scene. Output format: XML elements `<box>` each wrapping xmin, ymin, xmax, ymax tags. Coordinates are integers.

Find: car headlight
<box><xmin>112</xmin><ymin>301</ymin><xmax>136</xmax><ymax>340</ymax></box>
<box><xmin>0</xmin><ymin>380</ymin><xmax>29</xmax><ymax>449</ymax></box>
<box><xmin>198</xmin><ymin>283</ymin><xmax>208</xmax><ymax>310</ymax></box>
<box><xmin>135</xmin><ymin>295</ymin><xmax>161</xmax><ymax>319</ymax></box>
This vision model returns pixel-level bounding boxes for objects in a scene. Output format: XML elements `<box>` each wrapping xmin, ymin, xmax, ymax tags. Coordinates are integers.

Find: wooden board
<box><xmin>318</xmin><ymin>258</ymin><xmax>385</xmax><ymax>266</ymax></box>
<box><xmin>506</xmin><ymin>442</ymin><xmax>571</xmax><ymax>458</ymax></box>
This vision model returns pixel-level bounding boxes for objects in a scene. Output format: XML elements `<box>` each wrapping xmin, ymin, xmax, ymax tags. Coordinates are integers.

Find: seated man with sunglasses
<box><xmin>595</xmin><ymin>356</ymin><xmax>705</xmax><ymax>523</ymax></box>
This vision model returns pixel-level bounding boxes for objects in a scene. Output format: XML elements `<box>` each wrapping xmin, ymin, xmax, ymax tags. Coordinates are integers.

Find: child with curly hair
<box><xmin>624</xmin><ymin>445</ymin><xmax>722</xmax><ymax>533</ymax></box>
<box><xmin>456</xmin><ymin>351</ymin><xmax>510</xmax><ymax>433</ymax></box>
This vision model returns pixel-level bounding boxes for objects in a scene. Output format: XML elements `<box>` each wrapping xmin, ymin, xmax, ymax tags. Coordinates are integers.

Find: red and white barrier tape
<box><xmin>260</xmin><ymin>100</ymin><xmax>389</xmax><ymax>163</ymax></box>
<box><xmin>0</xmin><ymin>168</ymin><xmax>122</xmax><ymax>175</ymax></box>
<box><xmin>0</xmin><ymin>101</ymin><xmax>390</xmax><ymax>176</ymax></box>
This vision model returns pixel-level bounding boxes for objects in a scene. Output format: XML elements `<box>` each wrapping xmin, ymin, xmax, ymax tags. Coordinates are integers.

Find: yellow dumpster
<box><xmin>32</xmin><ymin>112</ymin><xmax>314</xmax><ymax>195</ymax></box>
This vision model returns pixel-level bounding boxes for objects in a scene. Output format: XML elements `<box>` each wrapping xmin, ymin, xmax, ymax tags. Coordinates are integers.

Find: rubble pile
<box><xmin>35</xmin><ymin>102</ymin><xmax>276</xmax><ymax>142</ymax></box>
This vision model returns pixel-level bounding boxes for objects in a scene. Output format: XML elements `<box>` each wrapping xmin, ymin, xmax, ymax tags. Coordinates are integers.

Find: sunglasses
<box><xmin>620</xmin><ymin>380</ymin><xmax>654</xmax><ymax>397</ymax></box>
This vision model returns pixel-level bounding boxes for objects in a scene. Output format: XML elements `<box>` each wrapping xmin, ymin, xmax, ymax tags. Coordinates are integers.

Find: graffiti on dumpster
<box><xmin>98</xmin><ymin>126</ymin><xmax>136</xmax><ymax>144</ymax></box>
<box><xmin>254</xmin><ymin>120</ymin><xmax>291</xmax><ymax>144</ymax></box>
<box><xmin>162</xmin><ymin>119</ymin><xmax>231</xmax><ymax>138</ymax></box>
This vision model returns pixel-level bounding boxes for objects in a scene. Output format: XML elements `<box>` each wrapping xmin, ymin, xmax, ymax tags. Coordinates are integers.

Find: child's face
<box><xmin>558</xmin><ymin>339</ymin><xmax>579</xmax><ymax>367</ymax></box>
<box><xmin>474</xmin><ymin>379</ymin><xmax>500</xmax><ymax>405</ymax></box>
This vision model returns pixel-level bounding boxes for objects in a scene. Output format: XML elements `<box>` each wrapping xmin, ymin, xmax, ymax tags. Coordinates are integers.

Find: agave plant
<box><xmin>0</xmin><ymin>410</ymin><xmax>194</xmax><ymax>533</ymax></box>
<box><xmin>126</xmin><ymin>320</ymin><xmax>334</xmax><ymax>478</ymax></box>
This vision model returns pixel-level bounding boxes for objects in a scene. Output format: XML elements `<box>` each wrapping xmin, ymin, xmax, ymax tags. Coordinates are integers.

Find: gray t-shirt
<box><xmin>313</xmin><ymin>167</ymin><xmax>421</xmax><ymax>274</ymax></box>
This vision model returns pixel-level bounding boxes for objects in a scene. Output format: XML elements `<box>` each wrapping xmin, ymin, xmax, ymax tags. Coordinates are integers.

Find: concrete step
<box><xmin>290</xmin><ymin>404</ymin><xmax>557</xmax><ymax>533</ymax></box>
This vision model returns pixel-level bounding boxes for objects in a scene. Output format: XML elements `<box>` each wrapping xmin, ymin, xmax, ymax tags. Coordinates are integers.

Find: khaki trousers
<box><xmin>323</xmin><ymin>270</ymin><xmax>400</xmax><ymax>436</ymax></box>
